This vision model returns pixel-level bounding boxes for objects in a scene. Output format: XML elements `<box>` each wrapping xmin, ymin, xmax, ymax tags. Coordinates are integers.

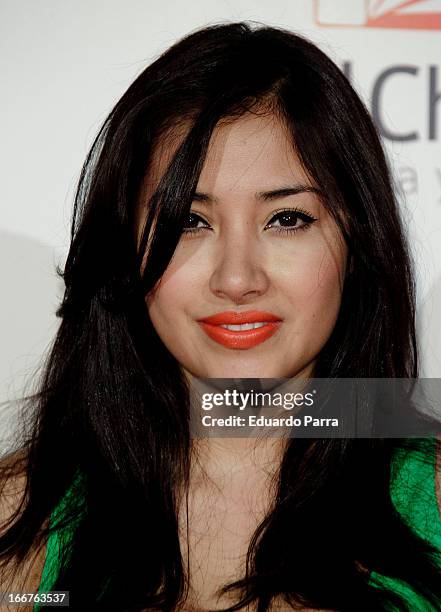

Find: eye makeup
<box><xmin>182</xmin><ymin>207</ymin><xmax>318</xmax><ymax>236</ymax></box>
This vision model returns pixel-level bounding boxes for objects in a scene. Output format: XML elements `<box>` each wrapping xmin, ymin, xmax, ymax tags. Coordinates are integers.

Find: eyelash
<box><xmin>182</xmin><ymin>208</ymin><xmax>318</xmax><ymax>236</ymax></box>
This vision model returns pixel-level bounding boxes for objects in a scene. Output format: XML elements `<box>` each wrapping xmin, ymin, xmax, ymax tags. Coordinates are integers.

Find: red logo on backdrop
<box><xmin>314</xmin><ymin>0</ymin><xmax>441</xmax><ymax>30</ymax></box>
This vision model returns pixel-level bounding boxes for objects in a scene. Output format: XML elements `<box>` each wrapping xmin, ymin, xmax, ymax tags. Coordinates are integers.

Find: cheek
<box><xmin>145</xmin><ymin>262</ymin><xmax>204</xmax><ymax>368</ymax></box>
<box><xmin>146</xmin><ymin>260</ymin><xmax>197</xmax><ymax>329</ymax></box>
<box><xmin>277</xmin><ymin>243</ymin><xmax>345</xmax><ymax>332</ymax></box>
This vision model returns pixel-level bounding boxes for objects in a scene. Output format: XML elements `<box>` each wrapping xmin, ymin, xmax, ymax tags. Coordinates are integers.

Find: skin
<box><xmin>137</xmin><ymin>111</ymin><xmax>348</xmax><ymax>381</ymax></box>
<box><xmin>136</xmin><ymin>113</ymin><xmax>349</xmax><ymax>605</ymax></box>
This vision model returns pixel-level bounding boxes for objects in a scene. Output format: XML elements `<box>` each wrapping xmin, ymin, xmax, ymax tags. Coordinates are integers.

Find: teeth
<box><xmin>219</xmin><ymin>322</ymin><xmax>268</xmax><ymax>331</ymax></box>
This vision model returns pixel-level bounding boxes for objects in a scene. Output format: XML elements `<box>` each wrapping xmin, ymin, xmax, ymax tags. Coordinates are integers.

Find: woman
<box><xmin>1</xmin><ymin>21</ymin><xmax>441</xmax><ymax>612</ymax></box>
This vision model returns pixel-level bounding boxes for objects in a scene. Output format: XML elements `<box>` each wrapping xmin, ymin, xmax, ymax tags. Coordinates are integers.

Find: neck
<box><xmin>189</xmin><ymin>435</ymin><xmax>287</xmax><ymax>491</ymax></box>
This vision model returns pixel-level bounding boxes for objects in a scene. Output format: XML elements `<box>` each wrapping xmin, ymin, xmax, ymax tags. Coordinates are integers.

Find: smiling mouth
<box><xmin>218</xmin><ymin>322</ymin><xmax>268</xmax><ymax>331</ymax></box>
<box><xmin>199</xmin><ymin>321</ymin><xmax>281</xmax><ymax>349</ymax></box>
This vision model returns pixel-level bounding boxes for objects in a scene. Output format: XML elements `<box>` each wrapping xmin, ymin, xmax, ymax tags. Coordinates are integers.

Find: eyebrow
<box><xmin>192</xmin><ymin>184</ymin><xmax>322</xmax><ymax>204</ymax></box>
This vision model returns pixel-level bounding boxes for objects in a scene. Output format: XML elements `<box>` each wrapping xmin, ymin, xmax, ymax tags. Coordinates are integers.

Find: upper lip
<box><xmin>197</xmin><ymin>310</ymin><xmax>282</xmax><ymax>325</ymax></box>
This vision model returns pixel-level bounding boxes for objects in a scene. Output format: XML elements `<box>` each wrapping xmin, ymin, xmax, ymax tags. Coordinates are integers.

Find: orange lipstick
<box><xmin>197</xmin><ymin>310</ymin><xmax>282</xmax><ymax>350</ymax></box>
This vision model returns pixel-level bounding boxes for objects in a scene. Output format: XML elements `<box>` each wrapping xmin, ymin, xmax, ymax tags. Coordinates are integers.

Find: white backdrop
<box><xmin>1</xmin><ymin>1</ymin><xmax>440</xmax><ymax>425</ymax></box>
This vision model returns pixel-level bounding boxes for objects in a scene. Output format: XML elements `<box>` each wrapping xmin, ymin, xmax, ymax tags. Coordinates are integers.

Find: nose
<box><xmin>208</xmin><ymin>232</ymin><xmax>270</xmax><ymax>305</ymax></box>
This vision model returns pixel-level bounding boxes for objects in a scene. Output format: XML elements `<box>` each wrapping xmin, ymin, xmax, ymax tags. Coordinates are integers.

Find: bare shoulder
<box><xmin>0</xmin><ymin>449</ymin><xmax>47</xmax><ymax>599</ymax></box>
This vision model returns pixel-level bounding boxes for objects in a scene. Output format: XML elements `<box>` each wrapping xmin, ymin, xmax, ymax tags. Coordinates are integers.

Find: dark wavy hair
<box><xmin>1</xmin><ymin>21</ymin><xmax>441</xmax><ymax>612</ymax></box>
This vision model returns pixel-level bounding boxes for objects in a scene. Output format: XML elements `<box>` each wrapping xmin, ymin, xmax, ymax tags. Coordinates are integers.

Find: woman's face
<box><xmin>137</xmin><ymin>112</ymin><xmax>347</xmax><ymax>379</ymax></box>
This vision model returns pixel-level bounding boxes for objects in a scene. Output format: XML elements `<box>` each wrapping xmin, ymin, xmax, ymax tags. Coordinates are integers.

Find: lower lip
<box><xmin>197</xmin><ymin>321</ymin><xmax>281</xmax><ymax>349</ymax></box>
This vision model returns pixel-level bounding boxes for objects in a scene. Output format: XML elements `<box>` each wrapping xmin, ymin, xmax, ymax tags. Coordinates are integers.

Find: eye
<box><xmin>265</xmin><ymin>208</ymin><xmax>318</xmax><ymax>235</ymax></box>
<box><xmin>181</xmin><ymin>208</ymin><xmax>318</xmax><ymax>237</ymax></box>
<box><xmin>182</xmin><ymin>212</ymin><xmax>211</xmax><ymax>235</ymax></box>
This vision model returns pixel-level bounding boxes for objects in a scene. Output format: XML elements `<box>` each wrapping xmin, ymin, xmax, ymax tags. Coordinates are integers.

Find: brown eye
<box><xmin>265</xmin><ymin>209</ymin><xmax>317</xmax><ymax>235</ymax></box>
<box><xmin>181</xmin><ymin>208</ymin><xmax>318</xmax><ymax>237</ymax></box>
<box><xmin>182</xmin><ymin>212</ymin><xmax>211</xmax><ymax>235</ymax></box>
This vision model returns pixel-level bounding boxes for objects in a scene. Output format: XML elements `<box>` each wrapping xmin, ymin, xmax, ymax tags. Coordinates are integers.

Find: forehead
<box><xmin>141</xmin><ymin>112</ymin><xmax>313</xmax><ymax>203</ymax></box>
<box><xmin>198</xmin><ymin>113</ymin><xmax>312</xmax><ymax>196</ymax></box>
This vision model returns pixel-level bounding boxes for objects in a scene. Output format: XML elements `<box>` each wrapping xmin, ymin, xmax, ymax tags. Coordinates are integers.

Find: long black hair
<box><xmin>1</xmin><ymin>21</ymin><xmax>440</xmax><ymax>611</ymax></box>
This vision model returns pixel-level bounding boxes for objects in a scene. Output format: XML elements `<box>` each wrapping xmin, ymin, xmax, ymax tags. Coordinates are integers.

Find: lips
<box><xmin>198</xmin><ymin>310</ymin><xmax>281</xmax><ymax>325</ymax></box>
<box><xmin>197</xmin><ymin>310</ymin><xmax>282</xmax><ymax>350</ymax></box>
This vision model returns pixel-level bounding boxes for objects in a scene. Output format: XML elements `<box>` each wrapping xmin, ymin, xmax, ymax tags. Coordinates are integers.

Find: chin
<box><xmin>197</xmin><ymin>364</ymin><xmax>284</xmax><ymax>379</ymax></box>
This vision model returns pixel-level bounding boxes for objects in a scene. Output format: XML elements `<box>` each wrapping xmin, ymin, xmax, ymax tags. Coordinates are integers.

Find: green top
<box><xmin>34</xmin><ymin>438</ymin><xmax>441</xmax><ymax>611</ymax></box>
<box><xmin>369</xmin><ymin>436</ymin><xmax>441</xmax><ymax>609</ymax></box>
